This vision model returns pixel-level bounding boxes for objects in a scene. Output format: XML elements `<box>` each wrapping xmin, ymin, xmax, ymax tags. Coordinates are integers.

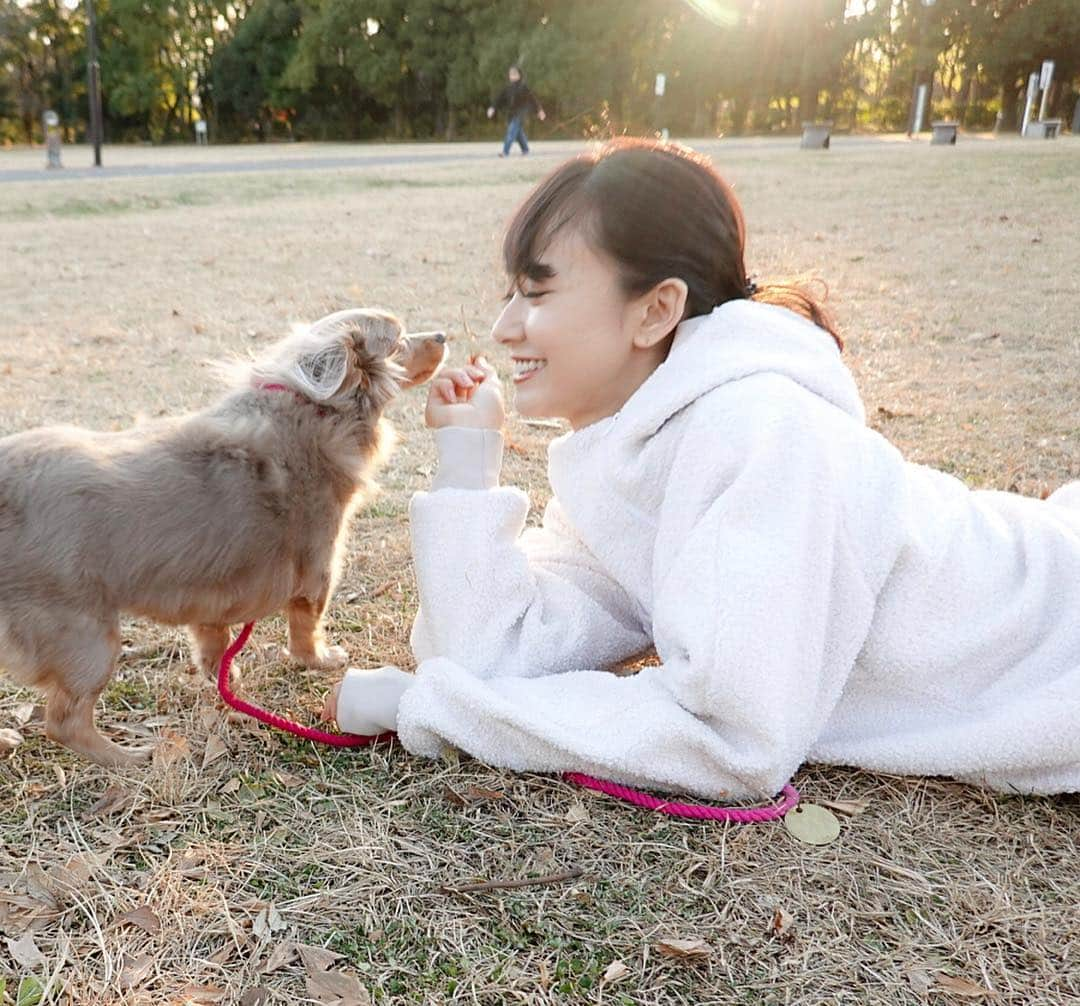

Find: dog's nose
<box><xmin>433</xmin><ymin>332</ymin><xmax>446</xmax><ymax>344</ymax></box>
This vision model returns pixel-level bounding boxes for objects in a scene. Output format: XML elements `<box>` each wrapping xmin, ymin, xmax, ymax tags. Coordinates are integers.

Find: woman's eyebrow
<box><xmin>524</xmin><ymin>260</ymin><xmax>556</xmax><ymax>281</ymax></box>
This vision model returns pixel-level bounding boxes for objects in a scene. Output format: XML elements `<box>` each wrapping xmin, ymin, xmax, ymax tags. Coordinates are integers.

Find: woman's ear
<box><xmin>632</xmin><ymin>277</ymin><xmax>689</xmax><ymax>349</ymax></box>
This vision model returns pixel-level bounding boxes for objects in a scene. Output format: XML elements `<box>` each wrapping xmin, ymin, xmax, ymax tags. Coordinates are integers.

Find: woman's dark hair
<box><xmin>503</xmin><ymin>137</ymin><xmax>842</xmax><ymax>350</ymax></box>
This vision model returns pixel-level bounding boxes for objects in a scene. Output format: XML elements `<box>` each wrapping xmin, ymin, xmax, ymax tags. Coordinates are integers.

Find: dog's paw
<box><xmin>291</xmin><ymin>644</ymin><xmax>349</xmax><ymax>671</ymax></box>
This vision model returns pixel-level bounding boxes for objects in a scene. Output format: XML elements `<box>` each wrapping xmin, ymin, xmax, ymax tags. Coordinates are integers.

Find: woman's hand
<box><xmin>425</xmin><ymin>355</ymin><xmax>505</xmax><ymax>430</ymax></box>
<box><xmin>322</xmin><ymin>666</ymin><xmax>413</xmax><ymax>735</ymax></box>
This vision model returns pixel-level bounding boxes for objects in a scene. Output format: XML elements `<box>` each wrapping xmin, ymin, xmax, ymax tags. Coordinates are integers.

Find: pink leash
<box><xmin>217</xmin><ymin>623</ymin><xmax>798</xmax><ymax>822</ymax></box>
<box><xmin>217</xmin><ymin>622</ymin><xmax>394</xmax><ymax>748</ymax></box>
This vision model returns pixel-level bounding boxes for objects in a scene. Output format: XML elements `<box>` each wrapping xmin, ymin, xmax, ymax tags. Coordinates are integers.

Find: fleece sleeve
<box><xmin>398</xmin><ymin>399</ymin><xmax>881</xmax><ymax>800</ymax></box>
<box><xmin>408</xmin><ymin>432</ymin><xmax>651</xmax><ymax>679</ymax></box>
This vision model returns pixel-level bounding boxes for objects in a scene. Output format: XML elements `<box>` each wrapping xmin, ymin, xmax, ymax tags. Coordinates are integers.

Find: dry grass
<box><xmin>1</xmin><ymin>137</ymin><xmax>1079</xmax><ymax>1005</ymax></box>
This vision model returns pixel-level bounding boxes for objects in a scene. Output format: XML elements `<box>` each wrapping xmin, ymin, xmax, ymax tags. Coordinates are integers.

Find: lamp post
<box><xmin>907</xmin><ymin>0</ymin><xmax>937</xmax><ymax>137</ymax></box>
<box><xmin>85</xmin><ymin>0</ymin><xmax>103</xmax><ymax>166</ymax></box>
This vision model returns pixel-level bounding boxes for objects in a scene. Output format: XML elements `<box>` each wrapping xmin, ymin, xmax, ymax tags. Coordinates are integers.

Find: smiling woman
<box><xmin>327</xmin><ymin>136</ymin><xmax>1080</xmax><ymax>807</ymax></box>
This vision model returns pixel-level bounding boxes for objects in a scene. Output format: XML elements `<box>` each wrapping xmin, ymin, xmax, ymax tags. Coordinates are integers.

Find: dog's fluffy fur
<box><xmin>0</xmin><ymin>308</ymin><xmax>445</xmax><ymax>765</ymax></box>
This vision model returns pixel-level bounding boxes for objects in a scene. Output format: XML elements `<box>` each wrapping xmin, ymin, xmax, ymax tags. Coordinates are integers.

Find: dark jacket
<box><xmin>493</xmin><ymin>80</ymin><xmax>541</xmax><ymax>118</ymax></box>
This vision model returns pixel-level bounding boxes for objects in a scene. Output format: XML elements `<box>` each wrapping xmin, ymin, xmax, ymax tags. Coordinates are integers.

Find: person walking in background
<box><xmin>487</xmin><ymin>65</ymin><xmax>546</xmax><ymax>157</ymax></box>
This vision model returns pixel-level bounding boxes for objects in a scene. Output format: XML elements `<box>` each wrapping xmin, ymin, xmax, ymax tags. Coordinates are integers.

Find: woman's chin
<box><xmin>511</xmin><ymin>388</ymin><xmax>550</xmax><ymax>419</ymax></box>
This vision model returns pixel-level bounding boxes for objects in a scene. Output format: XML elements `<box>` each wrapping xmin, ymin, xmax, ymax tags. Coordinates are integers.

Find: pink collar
<box><xmin>254</xmin><ymin>381</ymin><xmax>331</xmax><ymax>417</ymax></box>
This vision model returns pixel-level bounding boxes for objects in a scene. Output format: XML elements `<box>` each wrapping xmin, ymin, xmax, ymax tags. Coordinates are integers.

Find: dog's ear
<box><xmin>290</xmin><ymin>341</ymin><xmax>350</xmax><ymax>402</ymax></box>
<box><xmin>343</xmin><ymin>310</ymin><xmax>404</xmax><ymax>358</ymax></box>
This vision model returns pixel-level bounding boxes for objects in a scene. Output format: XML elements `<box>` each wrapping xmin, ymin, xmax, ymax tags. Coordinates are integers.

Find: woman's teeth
<box><xmin>513</xmin><ymin>359</ymin><xmax>547</xmax><ymax>382</ymax></box>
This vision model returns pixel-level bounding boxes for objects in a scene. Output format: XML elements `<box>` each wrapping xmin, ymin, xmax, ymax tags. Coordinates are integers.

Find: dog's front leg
<box><xmin>287</xmin><ymin>595</ymin><xmax>348</xmax><ymax>670</ymax></box>
<box><xmin>189</xmin><ymin>624</ymin><xmax>232</xmax><ymax>679</ymax></box>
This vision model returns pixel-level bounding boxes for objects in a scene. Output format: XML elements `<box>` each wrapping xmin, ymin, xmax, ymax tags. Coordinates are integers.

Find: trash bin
<box><xmin>800</xmin><ymin>121</ymin><xmax>832</xmax><ymax>150</ymax></box>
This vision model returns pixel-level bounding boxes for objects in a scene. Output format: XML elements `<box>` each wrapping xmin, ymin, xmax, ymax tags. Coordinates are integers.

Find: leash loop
<box><xmin>216</xmin><ymin>622</ymin><xmax>394</xmax><ymax>748</ymax></box>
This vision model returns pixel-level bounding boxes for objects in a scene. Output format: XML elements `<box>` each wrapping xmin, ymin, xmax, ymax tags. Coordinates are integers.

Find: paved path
<box><xmin>0</xmin><ymin>134</ymin><xmax>1003</xmax><ymax>184</ymax></box>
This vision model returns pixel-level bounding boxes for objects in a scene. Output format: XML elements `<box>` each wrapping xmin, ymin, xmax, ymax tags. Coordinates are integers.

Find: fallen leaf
<box><xmin>769</xmin><ymin>907</ymin><xmax>796</xmax><ymax>942</ymax></box>
<box><xmin>782</xmin><ymin>803</ymin><xmax>841</xmax><ymax>845</ymax></box>
<box><xmin>443</xmin><ymin>785</ymin><xmax>466</xmax><ymax>807</ymax></box>
<box><xmin>201</xmin><ymin>733</ymin><xmax>229</xmax><ymax>770</ymax></box>
<box><xmin>114</xmin><ymin>905</ymin><xmax>162</xmax><ymax>936</ymax></box>
<box><xmin>52</xmin><ymin>765</ymin><xmax>66</xmax><ymax>788</ymax></box>
<box><xmin>268</xmin><ymin>903</ymin><xmax>285</xmax><ymax>931</ymax></box>
<box><xmin>306</xmin><ymin>967</ymin><xmax>371</xmax><ymax>1006</ymax></box>
<box><xmin>934</xmin><ymin>973</ymin><xmax>996</xmax><ymax>998</ymax></box>
<box><xmin>118</xmin><ymin>952</ymin><xmax>155</xmax><ymax>989</ymax></box>
<box><xmin>85</xmin><ymin>785</ymin><xmax>130</xmax><ymax>817</ymax></box>
<box><xmin>176</xmin><ymin>985</ymin><xmax>227</xmax><ymax>1004</ymax></box>
<box><xmin>463</xmin><ymin>785</ymin><xmax>505</xmax><ymax>802</ymax></box>
<box><xmin>240</xmin><ymin>989</ymin><xmax>271</xmax><ymax>1006</ymax></box>
<box><xmin>12</xmin><ymin>703</ymin><xmax>39</xmax><ymax>726</ymax></box>
<box><xmin>253</xmin><ymin>903</ymin><xmax>286</xmax><ymax>940</ymax></box>
<box><xmin>273</xmin><ymin>771</ymin><xmax>304</xmax><ymax>788</ymax></box>
<box><xmin>0</xmin><ymin>728</ymin><xmax>23</xmax><ymax>754</ymax></box>
<box><xmin>907</xmin><ymin>967</ymin><xmax>935</xmax><ymax>1000</ymax></box>
<box><xmin>221</xmin><ymin>777</ymin><xmax>242</xmax><ymax>795</ymax></box>
<box><xmin>208</xmin><ymin>942</ymin><xmax>238</xmax><ymax>966</ymax></box>
<box><xmin>297</xmin><ymin>943</ymin><xmax>345</xmax><ymax>973</ymax></box>
<box><xmin>602</xmin><ymin>959</ymin><xmax>631</xmax><ymax>984</ymax></box>
<box><xmin>261</xmin><ymin>941</ymin><xmax>297</xmax><ymax>974</ymax></box>
<box><xmin>818</xmin><ymin>797</ymin><xmax>870</xmax><ymax>816</ymax></box>
<box><xmin>655</xmin><ymin>937</ymin><xmax>712</xmax><ymax>961</ymax></box>
<box><xmin>153</xmin><ymin>730</ymin><xmax>191</xmax><ymax>769</ymax></box>
<box><xmin>6</xmin><ymin>932</ymin><xmax>45</xmax><ymax>969</ymax></box>
<box><xmin>565</xmin><ymin>801</ymin><xmax>590</xmax><ymax>824</ymax></box>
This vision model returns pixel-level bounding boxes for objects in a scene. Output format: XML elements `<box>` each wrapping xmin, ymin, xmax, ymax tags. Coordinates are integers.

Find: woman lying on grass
<box><xmin>323</xmin><ymin>137</ymin><xmax>1079</xmax><ymax>801</ymax></box>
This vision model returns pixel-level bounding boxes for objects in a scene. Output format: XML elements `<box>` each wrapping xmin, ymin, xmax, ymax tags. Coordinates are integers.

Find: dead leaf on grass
<box><xmin>655</xmin><ymin>937</ymin><xmax>713</xmax><ymax>961</ymax></box>
<box><xmin>208</xmin><ymin>941</ymin><xmax>239</xmax><ymax>965</ymax></box>
<box><xmin>12</xmin><ymin>702</ymin><xmax>40</xmax><ymax>726</ymax></box>
<box><xmin>240</xmin><ymin>989</ymin><xmax>271</xmax><ymax>1006</ymax></box>
<box><xmin>464</xmin><ymin>785</ymin><xmax>505</xmax><ymax>802</ymax></box>
<box><xmin>221</xmin><ymin>777</ymin><xmax>242</xmax><ymax>795</ymax></box>
<box><xmin>118</xmin><ymin>952</ymin><xmax>155</xmax><ymax>989</ymax></box>
<box><xmin>252</xmin><ymin>903</ymin><xmax>286</xmax><ymax>940</ymax></box>
<box><xmin>907</xmin><ymin>967</ymin><xmax>935</xmax><ymax>1000</ymax></box>
<box><xmin>601</xmin><ymin>959</ymin><xmax>631</xmax><ymax>984</ymax></box>
<box><xmin>934</xmin><ymin>973</ymin><xmax>996</xmax><ymax>998</ymax></box>
<box><xmin>769</xmin><ymin>907</ymin><xmax>796</xmax><ymax>942</ymax></box>
<box><xmin>306</xmin><ymin>967</ymin><xmax>371</xmax><ymax>1006</ymax></box>
<box><xmin>818</xmin><ymin>797</ymin><xmax>871</xmax><ymax>816</ymax></box>
<box><xmin>297</xmin><ymin>943</ymin><xmax>345</xmax><ymax>973</ymax></box>
<box><xmin>85</xmin><ymin>785</ymin><xmax>130</xmax><ymax>817</ymax></box>
<box><xmin>114</xmin><ymin>905</ymin><xmax>162</xmax><ymax>936</ymax></box>
<box><xmin>261</xmin><ymin>941</ymin><xmax>298</xmax><ymax>974</ymax></box>
<box><xmin>565</xmin><ymin>800</ymin><xmax>591</xmax><ymax>824</ymax></box>
<box><xmin>153</xmin><ymin>729</ymin><xmax>191</xmax><ymax>769</ymax></box>
<box><xmin>6</xmin><ymin>932</ymin><xmax>45</xmax><ymax>969</ymax></box>
<box><xmin>176</xmin><ymin>984</ymin><xmax>227</xmax><ymax>1004</ymax></box>
<box><xmin>0</xmin><ymin>728</ymin><xmax>23</xmax><ymax>754</ymax></box>
<box><xmin>201</xmin><ymin>733</ymin><xmax>229</xmax><ymax>770</ymax></box>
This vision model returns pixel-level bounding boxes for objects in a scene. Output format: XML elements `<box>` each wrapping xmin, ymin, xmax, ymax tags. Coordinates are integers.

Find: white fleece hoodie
<box><xmin>370</xmin><ymin>300</ymin><xmax>1080</xmax><ymax>800</ymax></box>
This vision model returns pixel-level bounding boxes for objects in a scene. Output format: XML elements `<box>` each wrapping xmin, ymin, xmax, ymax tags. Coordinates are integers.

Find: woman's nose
<box><xmin>491</xmin><ymin>294</ymin><xmax>524</xmax><ymax>345</ymax></box>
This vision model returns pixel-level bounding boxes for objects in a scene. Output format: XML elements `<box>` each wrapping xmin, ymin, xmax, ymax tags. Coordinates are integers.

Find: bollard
<box><xmin>44</xmin><ymin>110</ymin><xmax>62</xmax><ymax>169</ymax></box>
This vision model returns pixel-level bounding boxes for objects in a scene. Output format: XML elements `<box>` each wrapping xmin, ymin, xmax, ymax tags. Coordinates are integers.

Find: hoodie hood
<box><xmin>616</xmin><ymin>300</ymin><xmax>864</xmax><ymax>441</ymax></box>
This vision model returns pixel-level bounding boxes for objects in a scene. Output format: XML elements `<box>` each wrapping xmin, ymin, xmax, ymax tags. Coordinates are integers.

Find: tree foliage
<box><xmin>1</xmin><ymin>0</ymin><xmax>1076</xmax><ymax>143</ymax></box>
